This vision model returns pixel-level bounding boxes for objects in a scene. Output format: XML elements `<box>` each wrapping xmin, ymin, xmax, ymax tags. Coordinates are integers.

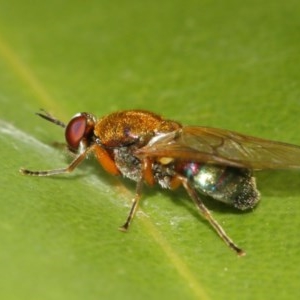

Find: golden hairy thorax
<box><xmin>94</xmin><ymin>110</ymin><xmax>181</xmax><ymax>147</ymax></box>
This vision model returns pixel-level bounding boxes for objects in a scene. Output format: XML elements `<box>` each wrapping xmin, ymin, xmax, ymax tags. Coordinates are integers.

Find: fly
<box><xmin>20</xmin><ymin>109</ymin><xmax>300</xmax><ymax>256</ymax></box>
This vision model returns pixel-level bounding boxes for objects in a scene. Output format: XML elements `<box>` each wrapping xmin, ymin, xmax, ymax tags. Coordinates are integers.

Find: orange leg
<box><xmin>20</xmin><ymin>146</ymin><xmax>93</xmax><ymax>176</ymax></box>
<box><xmin>119</xmin><ymin>177</ymin><xmax>143</xmax><ymax>231</ymax></box>
<box><xmin>93</xmin><ymin>145</ymin><xmax>120</xmax><ymax>176</ymax></box>
<box><xmin>180</xmin><ymin>176</ymin><xmax>245</xmax><ymax>256</ymax></box>
<box><xmin>169</xmin><ymin>175</ymin><xmax>183</xmax><ymax>190</ymax></box>
<box><xmin>142</xmin><ymin>158</ymin><xmax>155</xmax><ymax>186</ymax></box>
<box><xmin>119</xmin><ymin>158</ymin><xmax>155</xmax><ymax>231</ymax></box>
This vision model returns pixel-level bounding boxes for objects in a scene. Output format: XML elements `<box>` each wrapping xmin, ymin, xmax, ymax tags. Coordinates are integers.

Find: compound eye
<box><xmin>65</xmin><ymin>115</ymin><xmax>87</xmax><ymax>150</ymax></box>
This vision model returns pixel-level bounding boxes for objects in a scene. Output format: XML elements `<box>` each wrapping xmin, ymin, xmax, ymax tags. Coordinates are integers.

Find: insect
<box><xmin>20</xmin><ymin>110</ymin><xmax>300</xmax><ymax>256</ymax></box>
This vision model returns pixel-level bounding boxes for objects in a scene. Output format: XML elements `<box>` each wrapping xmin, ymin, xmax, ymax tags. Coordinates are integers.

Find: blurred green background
<box><xmin>0</xmin><ymin>1</ymin><xmax>300</xmax><ymax>299</ymax></box>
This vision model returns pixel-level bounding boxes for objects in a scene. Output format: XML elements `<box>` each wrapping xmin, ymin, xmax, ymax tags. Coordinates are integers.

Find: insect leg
<box><xmin>181</xmin><ymin>177</ymin><xmax>245</xmax><ymax>256</ymax></box>
<box><xmin>119</xmin><ymin>178</ymin><xmax>143</xmax><ymax>232</ymax></box>
<box><xmin>20</xmin><ymin>146</ymin><xmax>92</xmax><ymax>176</ymax></box>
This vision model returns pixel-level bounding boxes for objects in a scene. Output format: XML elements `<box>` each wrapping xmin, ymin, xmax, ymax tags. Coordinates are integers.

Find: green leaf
<box><xmin>1</xmin><ymin>1</ymin><xmax>300</xmax><ymax>299</ymax></box>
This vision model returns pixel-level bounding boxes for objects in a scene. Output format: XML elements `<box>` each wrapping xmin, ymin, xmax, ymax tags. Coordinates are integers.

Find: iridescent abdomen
<box><xmin>180</xmin><ymin>163</ymin><xmax>260</xmax><ymax>210</ymax></box>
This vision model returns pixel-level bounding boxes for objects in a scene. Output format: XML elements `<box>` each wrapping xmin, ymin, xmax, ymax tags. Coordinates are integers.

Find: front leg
<box><xmin>20</xmin><ymin>146</ymin><xmax>92</xmax><ymax>176</ymax></box>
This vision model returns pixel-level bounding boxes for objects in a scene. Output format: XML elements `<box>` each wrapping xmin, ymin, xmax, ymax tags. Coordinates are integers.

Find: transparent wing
<box><xmin>136</xmin><ymin>126</ymin><xmax>300</xmax><ymax>170</ymax></box>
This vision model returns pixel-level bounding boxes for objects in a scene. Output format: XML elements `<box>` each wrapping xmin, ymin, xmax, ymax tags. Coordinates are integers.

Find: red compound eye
<box><xmin>65</xmin><ymin>114</ymin><xmax>87</xmax><ymax>150</ymax></box>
